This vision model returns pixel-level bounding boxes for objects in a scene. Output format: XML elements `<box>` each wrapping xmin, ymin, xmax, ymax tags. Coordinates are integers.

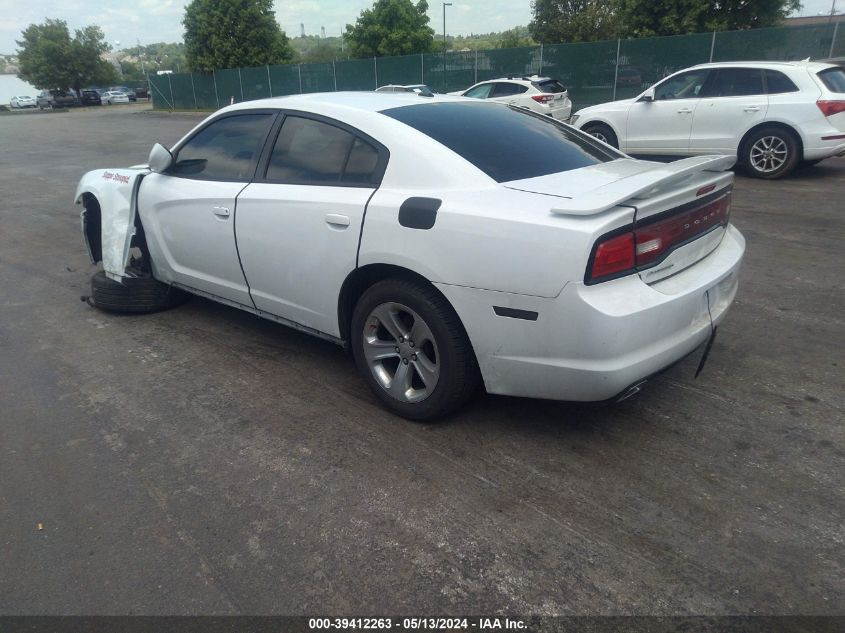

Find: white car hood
<box><xmin>576</xmin><ymin>97</ymin><xmax>636</xmax><ymax>115</ymax></box>
<box><xmin>503</xmin><ymin>156</ymin><xmax>736</xmax><ymax>216</ymax></box>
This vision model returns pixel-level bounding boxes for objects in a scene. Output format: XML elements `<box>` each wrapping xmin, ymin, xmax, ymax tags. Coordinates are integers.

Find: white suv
<box><xmin>452</xmin><ymin>76</ymin><xmax>572</xmax><ymax>121</ymax></box>
<box><xmin>572</xmin><ymin>61</ymin><xmax>845</xmax><ymax>178</ymax></box>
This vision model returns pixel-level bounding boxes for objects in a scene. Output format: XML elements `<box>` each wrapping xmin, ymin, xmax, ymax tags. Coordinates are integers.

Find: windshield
<box><xmin>383</xmin><ymin>101</ymin><xmax>618</xmax><ymax>183</ymax></box>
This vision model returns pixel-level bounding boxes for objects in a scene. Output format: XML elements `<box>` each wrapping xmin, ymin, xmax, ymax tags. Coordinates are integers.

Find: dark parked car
<box><xmin>134</xmin><ymin>85</ymin><xmax>149</xmax><ymax>99</ymax></box>
<box><xmin>36</xmin><ymin>90</ymin><xmax>79</xmax><ymax>109</ymax></box>
<box><xmin>109</xmin><ymin>86</ymin><xmax>137</xmax><ymax>102</ymax></box>
<box><xmin>80</xmin><ymin>89</ymin><xmax>102</xmax><ymax>106</ymax></box>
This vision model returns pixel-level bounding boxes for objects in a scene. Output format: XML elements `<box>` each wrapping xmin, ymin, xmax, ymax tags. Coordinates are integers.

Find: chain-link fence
<box><xmin>148</xmin><ymin>22</ymin><xmax>843</xmax><ymax>113</ymax></box>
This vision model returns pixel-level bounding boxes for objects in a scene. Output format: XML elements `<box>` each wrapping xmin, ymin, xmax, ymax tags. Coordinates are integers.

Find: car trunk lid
<box><xmin>505</xmin><ymin>156</ymin><xmax>735</xmax><ymax>283</ymax></box>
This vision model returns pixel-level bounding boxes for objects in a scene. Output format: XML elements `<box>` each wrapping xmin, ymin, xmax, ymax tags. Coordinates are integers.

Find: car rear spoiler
<box><xmin>550</xmin><ymin>155</ymin><xmax>736</xmax><ymax>216</ymax></box>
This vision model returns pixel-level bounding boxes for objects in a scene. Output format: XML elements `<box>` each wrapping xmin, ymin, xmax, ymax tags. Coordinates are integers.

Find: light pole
<box><xmin>442</xmin><ymin>2</ymin><xmax>452</xmax><ymax>92</ymax></box>
<box><xmin>442</xmin><ymin>2</ymin><xmax>452</xmax><ymax>53</ymax></box>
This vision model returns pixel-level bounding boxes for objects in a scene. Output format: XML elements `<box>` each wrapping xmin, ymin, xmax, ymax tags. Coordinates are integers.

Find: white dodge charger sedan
<box><xmin>75</xmin><ymin>92</ymin><xmax>744</xmax><ymax>420</ymax></box>
<box><xmin>572</xmin><ymin>61</ymin><xmax>845</xmax><ymax>179</ymax></box>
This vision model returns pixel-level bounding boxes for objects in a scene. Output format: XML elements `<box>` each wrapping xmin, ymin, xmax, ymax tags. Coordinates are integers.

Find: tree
<box><xmin>529</xmin><ymin>0</ymin><xmax>618</xmax><ymax>44</ymax></box>
<box><xmin>497</xmin><ymin>27</ymin><xmax>536</xmax><ymax>49</ymax></box>
<box><xmin>614</xmin><ymin>0</ymin><xmax>802</xmax><ymax>38</ymax></box>
<box><xmin>183</xmin><ymin>0</ymin><xmax>294</xmax><ymax>71</ymax></box>
<box><xmin>16</xmin><ymin>19</ymin><xmax>117</xmax><ymax>92</ymax></box>
<box><xmin>344</xmin><ymin>0</ymin><xmax>435</xmax><ymax>58</ymax></box>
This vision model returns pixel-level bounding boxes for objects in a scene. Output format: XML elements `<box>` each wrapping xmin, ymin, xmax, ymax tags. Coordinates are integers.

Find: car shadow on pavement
<box><xmin>153</xmin><ymin>289</ymin><xmax>684</xmax><ymax>440</ymax></box>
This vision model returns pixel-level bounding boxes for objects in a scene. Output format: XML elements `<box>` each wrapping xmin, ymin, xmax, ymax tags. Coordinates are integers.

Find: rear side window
<box><xmin>701</xmin><ymin>68</ymin><xmax>764</xmax><ymax>97</ymax></box>
<box><xmin>491</xmin><ymin>83</ymin><xmax>527</xmax><ymax>97</ymax></box>
<box><xmin>343</xmin><ymin>138</ymin><xmax>380</xmax><ymax>184</ymax></box>
<box><xmin>818</xmin><ymin>67</ymin><xmax>845</xmax><ymax>93</ymax></box>
<box><xmin>764</xmin><ymin>70</ymin><xmax>799</xmax><ymax>94</ymax></box>
<box><xmin>171</xmin><ymin>113</ymin><xmax>275</xmax><ymax>181</ymax></box>
<box><xmin>265</xmin><ymin>116</ymin><xmax>381</xmax><ymax>185</ymax></box>
<box><xmin>383</xmin><ymin>101</ymin><xmax>615</xmax><ymax>183</ymax></box>
<box><xmin>535</xmin><ymin>79</ymin><xmax>566</xmax><ymax>93</ymax></box>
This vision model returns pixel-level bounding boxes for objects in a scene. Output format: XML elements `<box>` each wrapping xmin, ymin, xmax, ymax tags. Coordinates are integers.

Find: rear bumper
<box><xmin>548</xmin><ymin>100</ymin><xmax>573</xmax><ymax>121</ymax></box>
<box><xmin>804</xmin><ymin>140</ymin><xmax>845</xmax><ymax>160</ymax></box>
<box><xmin>436</xmin><ymin>224</ymin><xmax>745</xmax><ymax>402</ymax></box>
<box><xmin>800</xmin><ymin>119</ymin><xmax>845</xmax><ymax>160</ymax></box>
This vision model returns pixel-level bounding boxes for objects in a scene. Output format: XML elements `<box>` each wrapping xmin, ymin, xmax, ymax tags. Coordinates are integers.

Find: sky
<box><xmin>0</xmin><ymin>0</ymin><xmax>841</xmax><ymax>55</ymax></box>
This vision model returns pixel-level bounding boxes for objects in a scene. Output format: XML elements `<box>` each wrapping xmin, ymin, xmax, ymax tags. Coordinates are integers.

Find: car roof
<box><xmin>691</xmin><ymin>60</ymin><xmax>837</xmax><ymax>72</ymax></box>
<box><xmin>477</xmin><ymin>75</ymin><xmax>554</xmax><ymax>84</ymax></box>
<box><xmin>225</xmin><ymin>91</ymin><xmax>468</xmax><ymax>115</ymax></box>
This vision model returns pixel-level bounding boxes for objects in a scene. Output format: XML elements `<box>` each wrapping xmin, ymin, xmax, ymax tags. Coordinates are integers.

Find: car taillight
<box><xmin>586</xmin><ymin>191</ymin><xmax>731</xmax><ymax>284</ymax></box>
<box><xmin>531</xmin><ymin>94</ymin><xmax>554</xmax><ymax>103</ymax></box>
<box><xmin>590</xmin><ymin>232</ymin><xmax>636</xmax><ymax>280</ymax></box>
<box><xmin>817</xmin><ymin>100</ymin><xmax>845</xmax><ymax>117</ymax></box>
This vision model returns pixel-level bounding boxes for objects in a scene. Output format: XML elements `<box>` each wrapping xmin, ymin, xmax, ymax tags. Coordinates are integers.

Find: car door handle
<box><xmin>744</xmin><ymin>106</ymin><xmax>760</xmax><ymax>112</ymax></box>
<box><xmin>325</xmin><ymin>213</ymin><xmax>350</xmax><ymax>228</ymax></box>
<box><xmin>677</xmin><ymin>108</ymin><xmax>693</xmax><ymax>114</ymax></box>
<box><xmin>212</xmin><ymin>205</ymin><xmax>230</xmax><ymax>218</ymax></box>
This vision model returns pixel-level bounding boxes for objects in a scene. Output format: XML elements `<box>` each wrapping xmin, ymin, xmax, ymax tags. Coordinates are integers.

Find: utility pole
<box><xmin>442</xmin><ymin>2</ymin><xmax>452</xmax><ymax>92</ymax></box>
<box><xmin>442</xmin><ymin>3</ymin><xmax>452</xmax><ymax>53</ymax></box>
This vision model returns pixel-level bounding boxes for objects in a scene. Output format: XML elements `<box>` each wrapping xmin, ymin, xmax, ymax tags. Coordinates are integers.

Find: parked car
<box><xmin>134</xmin><ymin>85</ymin><xmax>149</xmax><ymax>99</ymax></box>
<box><xmin>616</xmin><ymin>67</ymin><xmax>642</xmax><ymax>86</ymax></box>
<box><xmin>376</xmin><ymin>84</ymin><xmax>435</xmax><ymax>96</ymax></box>
<box><xmin>74</xmin><ymin>93</ymin><xmax>744</xmax><ymax>420</ymax></box>
<box><xmin>80</xmin><ymin>89</ymin><xmax>102</xmax><ymax>106</ymax></box>
<box><xmin>36</xmin><ymin>89</ymin><xmax>79</xmax><ymax>109</ymax></box>
<box><xmin>572</xmin><ymin>61</ymin><xmax>845</xmax><ymax>179</ymax></box>
<box><xmin>102</xmin><ymin>91</ymin><xmax>130</xmax><ymax>105</ymax></box>
<box><xmin>10</xmin><ymin>95</ymin><xmax>36</xmax><ymax>108</ymax></box>
<box><xmin>451</xmin><ymin>75</ymin><xmax>572</xmax><ymax>121</ymax></box>
<box><xmin>109</xmin><ymin>86</ymin><xmax>137</xmax><ymax>102</ymax></box>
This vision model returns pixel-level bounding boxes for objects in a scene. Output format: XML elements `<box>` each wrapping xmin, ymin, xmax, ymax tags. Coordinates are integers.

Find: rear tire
<box><xmin>741</xmin><ymin>126</ymin><xmax>800</xmax><ymax>179</ymax></box>
<box><xmin>582</xmin><ymin>122</ymin><xmax>619</xmax><ymax>149</ymax></box>
<box><xmin>350</xmin><ymin>278</ymin><xmax>480</xmax><ymax>421</ymax></box>
<box><xmin>88</xmin><ymin>270</ymin><xmax>187</xmax><ymax>314</ymax></box>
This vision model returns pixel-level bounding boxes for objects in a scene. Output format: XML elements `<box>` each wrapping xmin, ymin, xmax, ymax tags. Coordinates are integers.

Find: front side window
<box><xmin>265</xmin><ymin>116</ymin><xmax>381</xmax><ymax>185</ymax></box>
<box><xmin>654</xmin><ymin>69</ymin><xmax>710</xmax><ymax>100</ymax></box>
<box><xmin>701</xmin><ymin>68</ymin><xmax>764</xmax><ymax>97</ymax></box>
<box><xmin>383</xmin><ymin>101</ymin><xmax>615</xmax><ymax>183</ymax></box>
<box><xmin>170</xmin><ymin>113</ymin><xmax>274</xmax><ymax>181</ymax></box>
<box><xmin>463</xmin><ymin>83</ymin><xmax>493</xmax><ymax>99</ymax></box>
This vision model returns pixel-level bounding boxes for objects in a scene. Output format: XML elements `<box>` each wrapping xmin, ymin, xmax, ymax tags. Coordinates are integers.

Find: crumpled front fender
<box><xmin>75</xmin><ymin>166</ymin><xmax>150</xmax><ymax>281</ymax></box>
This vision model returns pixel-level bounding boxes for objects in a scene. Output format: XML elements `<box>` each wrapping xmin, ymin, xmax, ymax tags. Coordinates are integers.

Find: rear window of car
<box><xmin>818</xmin><ymin>67</ymin><xmax>845</xmax><ymax>93</ymax></box>
<box><xmin>382</xmin><ymin>101</ymin><xmax>615</xmax><ymax>183</ymax></box>
<box><xmin>534</xmin><ymin>79</ymin><xmax>566</xmax><ymax>93</ymax></box>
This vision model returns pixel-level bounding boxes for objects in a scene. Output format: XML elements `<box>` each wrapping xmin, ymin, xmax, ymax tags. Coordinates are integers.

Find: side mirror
<box><xmin>148</xmin><ymin>143</ymin><xmax>173</xmax><ymax>173</ymax></box>
<box><xmin>640</xmin><ymin>88</ymin><xmax>655</xmax><ymax>103</ymax></box>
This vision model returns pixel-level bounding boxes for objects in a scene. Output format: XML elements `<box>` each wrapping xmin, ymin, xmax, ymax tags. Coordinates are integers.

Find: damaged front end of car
<box><xmin>75</xmin><ymin>166</ymin><xmax>151</xmax><ymax>281</ymax></box>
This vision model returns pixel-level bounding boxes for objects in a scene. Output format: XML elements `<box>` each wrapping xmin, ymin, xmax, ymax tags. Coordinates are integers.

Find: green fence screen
<box><xmin>149</xmin><ymin>22</ymin><xmax>843</xmax><ymax>112</ymax></box>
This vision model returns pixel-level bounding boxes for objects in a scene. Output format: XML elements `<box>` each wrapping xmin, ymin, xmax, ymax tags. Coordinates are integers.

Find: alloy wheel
<box><xmin>750</xmin><ymin>136</ymin><xmax>788</xmax><ymax>173</ymax></box>
<box><xmin>362</xmin><ymin>302</ymin><xmax>440</xmax><ymax>403</ymax></box>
